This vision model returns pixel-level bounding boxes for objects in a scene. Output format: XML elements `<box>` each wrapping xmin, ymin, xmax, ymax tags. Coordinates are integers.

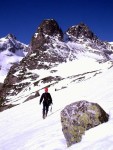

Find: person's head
<box><xmin>45</xmin><ymin>87</ymin><xmax>48</xmax><ymax>92</ymax></box>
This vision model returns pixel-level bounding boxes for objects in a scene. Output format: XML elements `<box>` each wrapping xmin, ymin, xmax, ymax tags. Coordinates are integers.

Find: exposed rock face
<box><xmin>31</xmin><ymin>19</ymin><xmax>63</xmax><ymax>51</ymax></box>
<box><xmin>66</xmin><ymin>23</ymin><xmax>97</xmax><ymax>40</ymax></box>
<box><xmin>61</xmin><ymin>100</ymin><xmax>109</xmax><ymax>147</ymax></box>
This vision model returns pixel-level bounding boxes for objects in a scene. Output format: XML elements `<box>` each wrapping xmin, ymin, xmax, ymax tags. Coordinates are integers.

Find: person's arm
<box><xmin>39</xmin><ymin>93</ymin><xmax>44</xmax><ymax>104</ymax></box>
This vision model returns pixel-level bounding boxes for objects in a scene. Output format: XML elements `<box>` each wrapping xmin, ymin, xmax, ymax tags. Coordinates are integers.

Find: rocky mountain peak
<box><xmin>31</xmin><ymin>19</ymin><xmax>63</xmax><ymax>51</ymax></box>
<box><xmin>37</xmin><ymin>19</ymin><xmax>63</xmax><ymax>37</ymax></box>
<box><xmin>6</xmin><ymin>33</ymin><xmax>16</xmax><ymax>40</ymax></box>
<box><xmin>0</xmin><ymin>34</ymin><xmax>28</xmax><ymax>54</ymax></box>
<box><xmin>66</xmin><ymin>22</ymin><xmax>97</xmax><ymax>41</ymax></box>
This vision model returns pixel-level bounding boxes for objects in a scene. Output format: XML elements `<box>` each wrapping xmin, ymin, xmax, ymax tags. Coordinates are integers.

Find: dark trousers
<box><xmin>43</xmin><ymin>103</ymin><xmax>49</xmax><ymax>117</ymax></box>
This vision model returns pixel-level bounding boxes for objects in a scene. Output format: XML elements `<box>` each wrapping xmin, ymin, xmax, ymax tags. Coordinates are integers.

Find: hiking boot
<box><xmin>46</xmin><ymin>111</ymin><xmax>48</xmax><ymax>117</ymax></box>
<box><xmin>43</xmin><ymin>114</ymin><xmax>46</xmax><ymax>119</ymax></box>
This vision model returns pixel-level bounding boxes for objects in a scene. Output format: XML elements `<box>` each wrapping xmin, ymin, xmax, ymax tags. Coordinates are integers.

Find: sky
<box><xmin>0</xmin><ymin>0</ymin><xmax>113</xmax><ymax>44</ymax></box>
<box><xmin>0</xmin><ymin>56</ymin><xmax>113</xmax><ymax>150</ymax></box>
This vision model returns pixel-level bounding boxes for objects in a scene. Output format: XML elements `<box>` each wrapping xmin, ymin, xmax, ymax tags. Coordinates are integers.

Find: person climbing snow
<box><xmin>39</xmin><ymin>87</ymin><xmax>53</xmax><ymax>119</ymax></box>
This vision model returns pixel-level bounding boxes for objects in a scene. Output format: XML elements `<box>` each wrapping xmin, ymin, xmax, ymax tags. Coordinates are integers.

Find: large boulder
<box><xmin>61</xmin><ymin>100</ymin><xmax>109</xmax><ymax>147</ymax></box>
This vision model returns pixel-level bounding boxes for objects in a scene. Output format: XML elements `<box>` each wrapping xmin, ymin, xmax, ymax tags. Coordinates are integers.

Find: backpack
<box><xmin>43</xmin><ymin>93</ymin><xmax>52</xmax><ymax>106</ymax></box>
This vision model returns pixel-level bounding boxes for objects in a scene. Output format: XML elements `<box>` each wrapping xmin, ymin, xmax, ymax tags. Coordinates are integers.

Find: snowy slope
<box><xmin>0</xmin><ymin>59</ymin><xmax>113</xmax><ymax>150</ymax></box>
<box><xmin>109</xmin><ymin>42</ymin><xmax>113</xmax><ymax>45</ymax></box>
<box><xmin>0</xmin><ymin>34</ymin><xmax>28</xmax><ymax>82</ymax></box>
<box><xmin>5</xmin><ymin>56</ymin><xmax>112</xmax><ymax>105</ymax></box>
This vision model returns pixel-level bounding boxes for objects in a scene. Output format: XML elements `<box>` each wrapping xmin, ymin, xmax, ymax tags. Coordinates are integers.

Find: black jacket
<box><xmin>40</xmin><ymin>92</ymin><xmax>52</xmax><ymax>105</ymax></box>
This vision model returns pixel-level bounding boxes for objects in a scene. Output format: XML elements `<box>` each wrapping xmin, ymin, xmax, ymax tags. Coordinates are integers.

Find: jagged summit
<box><xmin>0</xmin><ymin>34</ymin><xmax>28</xmax><ymax>53</ymax></box>
<box><xmin>31</xmin><ymin>19</ymin><xmax>63</xmax><ymax>51</ymax></box>
<box><xmin>66</xmin><ymin>22</ymin><xmax>97</xmax><ymax>41</ymax></box>
<box><xmin>5</xmin><ymin>33</ymin><xmax>16</xmax><ymax>40</ymax></box>
<box><xmin>36</xmin><ymin>19</ymin><xmax>63</xmax><ymax>38</ymax></box>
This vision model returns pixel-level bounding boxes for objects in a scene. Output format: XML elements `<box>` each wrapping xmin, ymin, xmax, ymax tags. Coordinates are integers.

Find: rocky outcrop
<box><xmin>61</xmin><ymin>100</ymin><xmax>109</xmax><ymax>147</ymax></box>
<box><xmin>66</xmin><ymin>23</ymin><xmax>97</xmax><ymax>41</ymax></box>
<box><xmin>31</xmin><ymin>19</ymin><xmax>63</xmax><ymax>51</ymax></box>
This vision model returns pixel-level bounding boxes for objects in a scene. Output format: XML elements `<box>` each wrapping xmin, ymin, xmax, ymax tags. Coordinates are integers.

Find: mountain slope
<box><xmin>0</xmin><ymin>34</ymin><xmax>29</xmax><ymax>82</ymax></box>
<box><xmin>0</xmin><ymin>19</ymin><xmax>113</xmax><ymax>111</ymax></box>
<box><xmin>0</xmin><ymin>59</ymin><xmax>113</xmax><ymax>150</ymax></box>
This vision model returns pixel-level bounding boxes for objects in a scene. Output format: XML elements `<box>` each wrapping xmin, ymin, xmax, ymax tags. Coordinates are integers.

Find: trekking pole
<box><xmin>50</xmin><ymin>104</ymin><xmax>52</xmax><ymax>112</ymax></box>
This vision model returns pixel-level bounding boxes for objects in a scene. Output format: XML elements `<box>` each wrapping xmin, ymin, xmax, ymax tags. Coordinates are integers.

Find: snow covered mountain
<box><xmin>0</xmin><ymin>34</ymin><xmax>29</xmax><ymax>82</ymax></box>
<box><xmin>0</xmin><ymin>19</ymin><xmax>113</xmax><ymax>149</ymax></box>
<box><xmin>0</xmin><ymin>19</ymin><xmax>113</xmax><ymax>111</ymax></box>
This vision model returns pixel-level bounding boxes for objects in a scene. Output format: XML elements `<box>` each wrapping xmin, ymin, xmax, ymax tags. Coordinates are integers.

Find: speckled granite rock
<box><xmin>61</xmin><ymin>100</ymin><xmax>109</xmax><ymax>147</ymax></box>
